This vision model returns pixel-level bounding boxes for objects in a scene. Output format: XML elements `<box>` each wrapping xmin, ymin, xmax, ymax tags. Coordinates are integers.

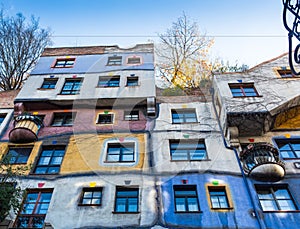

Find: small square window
<box><xmin>277</xmin><ymin>69</ymin><xmax>295</xmax><ymax>78</ymax></box>
<box><xmin>97</xmin><ymin>114</ymin><xmax>114</xmax><ymax>124</ymax></box>
<box><xmin>127</xmin><ymin>56</ymin><xmax>141</xmax><ymax>65</ymax></box>
<box><xmin>229</xmin><ymin>83</ymin><xmax>259</xmax><ymax>97</ymax></box>
<box><xmin>170</xmin><ymin>140</ymin><xmax>207</xmax><ymax>161</ymax></box>
<box><xmin>106</xmin><ymin>143</ymin><xmax>135</xmax><ymax>162</ymax></box>
<box><xmin>79</xmin><ymin>187</ymin><xmax>102</xmax><ymax>206</ymax></box>
<box><xmin>208</xmin><ymin>186</ymin><xmax>230</xmax><ymax>209</ymax></box>
<box><xmin>174</xmin><ymin>185</ymin><xmax>200</xmax><ymax>212</ymax></box>
<box><xmin>115</xmin><ymin>187</ymin><xmax>139</xmax><ymax>213</ymax></box>
<box><xmin>61</xmin><ymin>79</ymin><xmax>82</xmax><ymax>95</ymax></box>
<box><xmin>40</xmin><ymin>78</ymin><xmax>58</xmax><ymax>89</ymax></box>
<box><xmin>255</xmin><ymin>185</ymin><xmax>297</xmax><ymax>211</ymax></box>
<box><xmin>4</xmin><ymin>147</ymin><xmax>32</xmax><ymax>164</ymax></box>
<box><xmin>53</xmin><ymin>58</ymin><xmax>75</xmax><ymax>68</ymax></box>
<box><xmin>171</xmin><ymin>109</ymin><xmax>197</xmax><ymax>124</ymax></box>
<box><xmin>51</xmin><ymin>112</ymin><xmax>76</xmax><ymax>126</ymax></box>
<box><xmin>124</xmin><ymin>110</ymin><xmax>139</xmax><ymax>121</ymax></box>
<box><xmin>98</xmin><ymin>76</ymin><xmax>120</xmax><ymax>87</ymax></box>
<box><xmin>107</xmin><ymin>56</ymin><xmax>122</xmax><ymax>66</ymax></box>
<box><xmin>126</xmin><ymin>77</ymin><xmax>139</xmax><ymax>86</ymax></box>
<box><xmin>33</xmin><ymin>146</ymin><xmax>66</xmax><ymax>174</ymax></box>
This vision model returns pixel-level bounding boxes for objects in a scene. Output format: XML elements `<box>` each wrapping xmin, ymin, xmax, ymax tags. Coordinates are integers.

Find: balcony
<box><xmin>9</xmin><ymin>114</ymin><xmax>43</xmax><ymax>143</ymax></box>
<box><xmin>239</xmin><ymin>143</ymin><xmax>285</xmax><ymax>181</ymax></box>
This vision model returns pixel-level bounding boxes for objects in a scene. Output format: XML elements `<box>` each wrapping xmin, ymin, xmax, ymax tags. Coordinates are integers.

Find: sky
<box><xmin>0</xmin><ymin>0</ymin><xmax>289</xmax><ymax>67</ymax></box>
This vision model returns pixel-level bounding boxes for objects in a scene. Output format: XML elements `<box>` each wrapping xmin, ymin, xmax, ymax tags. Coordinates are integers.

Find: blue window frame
<box><xmin>14</xmin><ymin>189</ymin><xmax>53</xmax><ymax>228</ymax></box>
<box><xmin>208</xmin><ymin>186</ymin><xmax>230</xmax><ymax>209</ymax></box>
<box><xmin>255</xmin><ymin>185</ymin><xmax>297</xmax><ymax>211</ymax></box>
<box><xmin>229</xmin><ymin>83</ymin><xmax>258</xmax><ymax>97</ymax></box>
<box><xmin>275</xmin><ymin>138</ymin><xmax>300</xmax><ymax>159</ymax></box>
<box><xmin>126</xmin><ymin>77</ymin><xmax>139</xmax><ymax>86</ymax></box>
<box><xmin>174</xmin><ymin>185</ymin><xmax>200</xmax><ymax>212</ymax></box>
<box><xmin>4</xmin><ymin>147</ymin><xmax>32</xmax><ymax>164</ymax></box>
<box><xmin>115</xmin><ymin>187</ymin><xmax>139</xmax><ymax>213</ymax></box>
<box><xmin>106</xmin><ymin>143</ymin><xmax>135</xmax><ymax>162</ymax></box>
<box><xmin>79</xmin><ymin>187</ymin><xmax>102</xmax><ymax>206</ymax></box>
<box><xmin>107</xmin><ymin>56</ymin><xmax>122</xmax><ymax>66</ymax></box>
<box><xmin>170</xmin><ymin>140</ymin><xmax>207</xmax><ymax>161</ymax></box>
<box><xmin>98</xmin><ymin>76</ymin><xmax>120</xmax><ymax>87</ymax></box>
<box><xmin>34</xmin><ymin>146</ymin><xmax>66</xmax><ymax>174</ymax></box>
<box><xmin>40</xmin><ymin>79</ymin><xmax>57</xmax><ymax>89</ymax></box>
<box><xmin>61</xmin><ymin>79</ymin><xmax>82</xmax><ymax>95</ymax></box>
<box><xmin>53</xmin><ymin>58</ymin><xmax>75</xmax><ymax>68</ymax></box>
<box><xmin>171</xmin><ymin>109</ymin><xmax>197</xmax><ymax>124</ymax></box>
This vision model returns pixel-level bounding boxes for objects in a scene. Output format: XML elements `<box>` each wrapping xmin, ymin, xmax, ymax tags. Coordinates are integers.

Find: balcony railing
<box><xmin>9</xmin><ymin>114</ymin><xmax>43</xmax><ymax>143</ymax></box>
<box><xmin>240</xmin><ymin>143</ymin><xmax>285</xmax><ymax>181</ymax></box>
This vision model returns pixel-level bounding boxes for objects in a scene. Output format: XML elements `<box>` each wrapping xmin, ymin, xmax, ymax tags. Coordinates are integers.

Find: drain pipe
<box><xmin>210</xmin><ymin>87</ymin><xmax>265</xmax><ymax>229</ymax></box>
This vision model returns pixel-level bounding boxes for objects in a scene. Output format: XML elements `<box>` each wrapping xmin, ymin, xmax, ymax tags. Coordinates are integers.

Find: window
<box><xmin>98</xmin><ymin>76</ymin><xmax>120</xmax><ymax>87</ymax></box>
<box><xmin>4</xmin><ymin>147</ymin><xmax>32</xmax><ymax>164</ymax></box>
<box><xmin>0</xmin><ymin>113</ymin><xmax>6</xmax><ymax>125</ymax></box>
<box><xmin>97</xmin><ymin>114</ymin><xmax>114</xmax><ymax>124</ymax></box>
<box><xmin>170</xmin><ymin>140</ymin><xmax>207</xmax><ymax>161</ymax></box>
<box><xmin>171</xmin><ymin>109</ymin><xmax>197</xmax><ymax>124</ymax></box>
<box><xmin>106</xmin><ymin>143</ymin><xmax>135</xmax><ymax>162</ymax></box>
<box><xmin>126</xmin><ymin>77</ymin><xmax>139</xmax><ymax>86</ymax></box>
<box><xmin>174</xmin><ymin>185</ymin><xmax>200</xmax><ymax>212</ymax></box>
<box><xmin>61</xmin><ymin>79</ymin><xmax>82</xmax><ymax>95</ymax></box>
<box><xmin>14</xmin><ymin>189</ymin><xmax>53</xmax><ymax>228</ymax></box>
<box><xmin>255</xmin><ymin>185</ymin><xmax>297</xmax><ymax>211</ymax></box>
<box><xmin>107</xmin><ymin>56</ymin><xmax>122</xmax><ymax>66</ymax></box>
<box><xmin>52</xmin><ymin>58</ymin><xmax>75</xmax><ymax>68</ymax></box>
<box><xmin>79</xmin><ymin>187</ymin><xmax>102</xmax><ymax>206</ymax></box>
<box><xmin>277</xmin><ymin>69</ymin><xmax>295</xmax><ymax>78</ymax></box>
<box><xmin>115</xmin><ymin>187</ymin><xmax>139</xmax><ymax>213</ymax></box>
<box><xmin>275</xmin><ymin>139</ymin><xmax>300</xmax><ymax>159</ymax></box>
<box><xmin>33</xmin><ymin>146</ymin><xmax>66</xmax><ymax>174</ymax></box>
<box><xmin>51</xmin><ymin>112</ymin><xmax>75</xmax><ymax>126</ymax></box>
<box><xmin>229</xmin><ymin>83</ymin><xmax>259</xmax><ymax>97</ymax></box>
<box><xmin>40</xmin><ymin>78</ymin><xmax>58</xmax><ymax>89</ymax></box>
<box><xmin>124</xmin><ymin>110</ymin><xmax>139</xmax><ymax>121</ymax></box>
<box><xmin>208</xmin><ymin>186</ymin><xmax>230</xmax><ymax>209</ymax></box>
<box><xmin>127</xmin><ymin>56</ymin><xmax>141</xmax><ymax>65</ymax></box>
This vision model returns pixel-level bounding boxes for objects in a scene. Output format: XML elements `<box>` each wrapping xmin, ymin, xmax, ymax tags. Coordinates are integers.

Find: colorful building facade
<box><xmin>1</xmin><ymin>46</ymin><xmax>300</xmax><ymax>228</ymax></box>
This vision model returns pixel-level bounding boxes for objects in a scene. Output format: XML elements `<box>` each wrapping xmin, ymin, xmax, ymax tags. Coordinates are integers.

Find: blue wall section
<box><xmin>160</xmin><ymin>174</ymin><xmax>260</xmax><ymax>228</ymax></box>
<box><xmin>31</xmin><ymin>53</ymin><xmax>154</xmax><ymax>75</ymax></box>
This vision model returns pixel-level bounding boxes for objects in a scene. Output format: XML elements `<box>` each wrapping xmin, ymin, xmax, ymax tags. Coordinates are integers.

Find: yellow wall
<box><xmin>274</xmin><ymin>106</ymin><xmax>300</xmax><ymax>129</ymax></box>
<box><xmin>0</xmin><ymin>141</ymin><xmax>42</xmax><ymax>175</ymax></box>
<box><xmin>60</xmin><ymin>133</ymin><xmax>148</xmax><ymax>174</ymax></box>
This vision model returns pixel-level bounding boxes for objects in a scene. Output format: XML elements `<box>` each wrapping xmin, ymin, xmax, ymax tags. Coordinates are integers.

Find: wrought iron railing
<box><xmin>283</xmin><ymin>0</ymin><xmax>300</xmax><ymax>75</ymax></box>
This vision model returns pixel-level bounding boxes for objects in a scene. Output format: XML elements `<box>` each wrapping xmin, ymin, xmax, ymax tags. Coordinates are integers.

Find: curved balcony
<box><xmin>240</xmin><ymin>143</ymin><xmax>285</xmax><ymax>181</ymax></box>
<box><xmin>9</xmin><ymin>114</ymin><xmax>43</xmax><ymax>143</ymax></box>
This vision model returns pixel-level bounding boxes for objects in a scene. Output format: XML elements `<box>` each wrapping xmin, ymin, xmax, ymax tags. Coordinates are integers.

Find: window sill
<box><xmin>170</xmin><ymin>159</ymin><xmax>210</xmax><ymax>162</ymax></box>
<box><xmin>175</xmin><ymin>211</ymin><xmax>203</xmax><ymax>214</ymax></box>
<box><xmin>112</xmin><ymin>211</ymin><xmax>140</xmax><ymax>214</ymax></box>
<box><xmin>172</xmin><ymin>122</ymin><xmax>198</xmax><ymax>124</ymax></box>
<box><xmin>232</xmin><ymin>95</ymin><xmax>263</xmax><ymax>98</ymax></box>
<box><xmin>104</xmin><ymin>160</ymin><xmax>136</xmax><ymax>163</ymax></box>
<box><xmin>38</xmin><ymin>88</ymin><xmax>55</xmax><ymax>90</ymax></box>
<box><xmin>78</xmin><ymin>204</ymin><xmax>102</xmax><ymax>207</ymax></box>
<box><xmin>262</xmin><ymin>210</ymin><xmax>300</xmax><ymax>213</ymax></box>
<box><xmin>211</xmin><ymin>207</ymin><xmax>234</xmax><ymax>211</ymax></box>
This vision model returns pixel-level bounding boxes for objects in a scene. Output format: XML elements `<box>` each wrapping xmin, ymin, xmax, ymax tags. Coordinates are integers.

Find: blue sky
<box><xmin>0</xmin><ymin>0</ymin><xmax>288</xmax><ymax>67</ymax></box>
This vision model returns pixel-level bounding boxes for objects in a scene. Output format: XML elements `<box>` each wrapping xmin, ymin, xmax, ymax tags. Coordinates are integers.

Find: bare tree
<box><xmin>156</xmin><ymin>12</ymin><xmax>214</xmax><ymax>88</ymax></box>
<box><xmin>0</xmin><ymin>11</ymin><xmax>52</xmax><ymax>90</ymax></box>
